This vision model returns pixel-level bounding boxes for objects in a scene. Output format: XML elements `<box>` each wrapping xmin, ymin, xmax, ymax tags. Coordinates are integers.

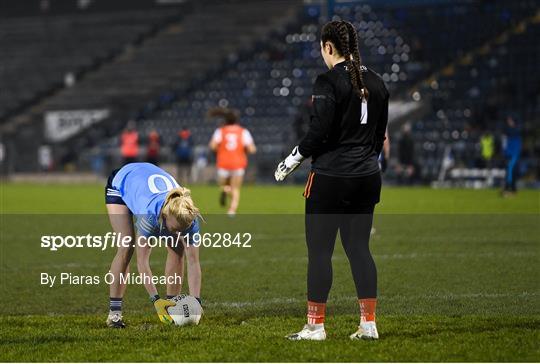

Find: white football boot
<box><xmin>286</xmin><ymin>324</ymin><xmax>326</xmax><ymax>341</ymax></box>
<box><xmin>106</xmin><ymin>311</ymin><xmax>126</xmax><ymax>328</ymax></box>
<box><xmin>350</xmin><ymin>321</ymin><xmax>378</xmax><ymax>340</ymax></box>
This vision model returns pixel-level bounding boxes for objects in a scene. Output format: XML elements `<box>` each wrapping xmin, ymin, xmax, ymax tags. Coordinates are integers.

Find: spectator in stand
<box><xmin>120</xmin><ymin>120</ymin><xmax>139</xmax><ymax>165</ymax></box>
<box><xmin>396</xmin><ymin>123</ymin><xmax>417</xmax><ymax>184</ymax></box>
<box><xmin>502</xmin><ymin>114</ymin><xmax>522</xmax><ymax>196</ymax></box>
<box><xmin>60</xmin><ymin>147</ymin><xmax>77</xmax><ymax>172</ymax></box>
<box><xmin>191</xmin><ymin>146</ymin><xmax>208</xmax><ymax>183</ymax></box>
<box><xmin>479</xmin><ymin>131</ymin><xmax>495</xmax><ymax>168</ymax></box>
<box><xmin>38</xmin><ymin>145</ymin><xmax>53</xmax><ymax>171</ymax></box>
<box><xmin>146</xmin><ymin>129</ymin><xmax>161</xmax><ymax>165</ymax></box>
<box><xmin>174</xmin><ymin>127</ymin><xmax>194</xmax><ymax>183</ymax></box>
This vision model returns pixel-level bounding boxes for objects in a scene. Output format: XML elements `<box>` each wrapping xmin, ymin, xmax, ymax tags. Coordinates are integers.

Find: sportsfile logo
<box><xmin>39</xmin><ymin>232</ymin><xmax>252</xmax><ymax>251</ymax></box>
<box><xmin>39</xmin><ymin>232</ymin><xmax>180</xmax><ymax>251</ymax></box>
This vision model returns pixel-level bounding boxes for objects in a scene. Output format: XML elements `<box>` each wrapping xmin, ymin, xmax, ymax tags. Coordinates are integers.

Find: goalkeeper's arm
<box><xmin>275</xmin><ymin>74</ymin><xmax>335</xmax><ymax>181</ymax></box>
<box><xmin>297</xmin><ymin>74</ymin><xmax>335</xmax><ymax>158</ymax></box>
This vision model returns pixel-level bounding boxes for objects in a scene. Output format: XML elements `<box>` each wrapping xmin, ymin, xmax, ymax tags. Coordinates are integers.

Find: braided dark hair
<box><xmin>344</xmin><ymin>21</ymin><xmax>369</xmax><ymax>100</ymax></box>
<box><xmin>321</xmin><ymin>20</ymin><xmax>368</xmax><ymax>100</ymax></box>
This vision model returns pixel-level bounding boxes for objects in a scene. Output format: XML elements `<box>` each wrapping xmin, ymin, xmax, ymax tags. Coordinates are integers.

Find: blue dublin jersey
<box><xmin>107</xmin><ymin>162</ymin><xmax>199</xmax><ymax>237</ymax></box>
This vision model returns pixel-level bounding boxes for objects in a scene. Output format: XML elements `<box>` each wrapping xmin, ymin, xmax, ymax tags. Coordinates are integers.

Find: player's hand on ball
<box><xmin>154</xmin><ymin>298</ymin><xmax>175</xmax><ymax>324</ymax></box>
<box><xmin>275</xmin><ymin>146</ymin><xmax>305</xmax><ymax>181</ymax></box>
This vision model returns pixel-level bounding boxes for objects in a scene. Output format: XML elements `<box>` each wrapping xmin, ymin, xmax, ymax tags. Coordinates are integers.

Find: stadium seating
<box><xmin>0</xmin><ymin>9</ymin><xmax>178</xmax><ymax>122</ymax></box>
<box><xmin>411</xmin><ymin>12</ymin><xmax>540</xmax><ymax>181</ymax></box>
<box><xmin>134</xmin><ymin>0</ymin><xmax>538</xmax><ymax>181</ymax></box>
<box><xmin>136</xmin><ymin>2</ymin><xmax>420</xmax><ymax>176</ymax></box>
<box><xmin>2</xmin><ymin>0</ymin><xmax>538</xmax><ymax>182</ymax></box>
<box><xmin>1</xmin><ymin>0</ymin><xmax>300</xmax><ymax>172</ymax></box>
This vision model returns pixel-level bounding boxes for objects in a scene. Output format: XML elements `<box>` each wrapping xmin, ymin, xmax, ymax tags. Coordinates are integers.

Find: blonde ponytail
<box><xmin>161</xmin><ymin>187</ymin><xmax>201</xmax><ymax>231</ymax></box>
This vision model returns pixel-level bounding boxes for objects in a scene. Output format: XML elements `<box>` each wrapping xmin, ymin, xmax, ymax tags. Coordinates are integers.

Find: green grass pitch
<box><xmin>0</xmin><ymin>183</ymin><xmax>539</xmax><ymax>361</ymax></box>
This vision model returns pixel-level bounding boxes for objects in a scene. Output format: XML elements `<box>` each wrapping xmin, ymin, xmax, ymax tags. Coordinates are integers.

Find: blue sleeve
<box><xmin>181</xmin><ymin>218</ymin><xmax>200</xmax><ymax>237</ymax></box>
<box><xmin>136</xmin><ymin>215</ymin><xmax>160</xmax><ymax>237</ymax></box>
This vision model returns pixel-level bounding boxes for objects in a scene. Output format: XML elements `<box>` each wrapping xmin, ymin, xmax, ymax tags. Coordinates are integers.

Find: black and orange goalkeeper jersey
<box><xmin>299</xmin><ymin>62</ymin><xmax>389</xmax><ymax>177</ymax></box>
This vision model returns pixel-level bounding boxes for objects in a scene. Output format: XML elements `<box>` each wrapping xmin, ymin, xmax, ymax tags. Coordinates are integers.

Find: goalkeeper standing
<box><xmin>275</xmin><ymin>20</ymin><xmax>389</xmax><ymax>341</ymax></box>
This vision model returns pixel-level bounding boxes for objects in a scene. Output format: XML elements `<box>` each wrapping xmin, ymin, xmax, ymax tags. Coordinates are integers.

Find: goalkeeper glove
<box><xmin>153</xmin><ymin>298</ymin><xmax>175</xmax><ymax>325</ymax></box>
<box><xmin>275</xmin><ymin>146</ymin><xmax>305</xmax><ymax>181</ymax></box>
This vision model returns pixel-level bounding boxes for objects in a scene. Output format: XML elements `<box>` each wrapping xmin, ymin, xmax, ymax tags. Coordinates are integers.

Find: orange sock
<box><xmin>307</xmin><ymin>301</ymin><xmax>326</xmax><ymax>325</ymax></box>
<box><xmin>359</xmin><ymin>298</ymin><xmax>377</xmax><ymax>322</ymax></box>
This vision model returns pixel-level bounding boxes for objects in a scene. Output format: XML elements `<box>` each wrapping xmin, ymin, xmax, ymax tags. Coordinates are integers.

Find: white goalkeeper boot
<box><xmin>350</xmin><ymin>321</ymin><xmax>379</xmax><ymax>340</ymax></box>
<box><xmin>286</xmin><ymin>324</ymin><xmax>326</xmax><ymax>341</ymax></box>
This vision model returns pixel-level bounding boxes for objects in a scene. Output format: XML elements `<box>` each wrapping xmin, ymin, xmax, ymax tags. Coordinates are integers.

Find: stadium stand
<box><xmin>1</xmin><ymin>0</ymin><xmax>301</xmax><ymax>172</ymax></box>
<box><xmin>130</xmin><ymin>2</ymin><xmax>422</xmax><ymax>180</ymax></box>
<box><xmin>410</xmin><ymin>9</ymin><xmax>540</xmax><ymax>182</ymax></box>
<box><xmin>0</xmin><ymin>9</ymin><xmax>180</xmax><ymax>122</ymax></box>
<box><xmin>130</xmin><ymin>1</ymin><xmax>538</xmax><ymax>181</ymax></box>
<box><xmin>1</xmin><ymin>0</ymin><xmax>538</xmax><ymax>185</ymax></box>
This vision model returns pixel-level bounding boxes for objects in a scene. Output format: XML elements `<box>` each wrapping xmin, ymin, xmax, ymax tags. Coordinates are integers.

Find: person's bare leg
<box><xmin>107</xmin><ymin>204</ymin><xmax>135</xmax><ymax>299</ymax></box>
<box><xmin>218</xmin><ymin>176</ymin><xmax>231</xmax><ymax>207</ymax></box>
<box><xmin>185</xmin><ymin>244</ymin><xmax>201</xmax><ymax>299</ymax></box>
<box><xmin>228</xmin><ymin>175</ymin><xmax>243</xmax><ymax>215</ymax></box>
<box><xmin>135</xmin><ymin>238</ymin><xmax>158</xmax><ymax>297</ymax></box>
<box><xmin>181</xmin><ymin>165</ymin><xmax>190</xmax><ymax>184</ymax></box>
<box><xmin>219</xmin><ymin>176</ymin><xmax>232</xmax><ymax>194</ymax></box>
<box><xmin>165</xmin><ymin>237</ymin><xmax>185</xmax><ymax>297</ymax></box>
<box><xmin>106</xmin><ymin>203</ymin><xmax>135</xmax><ymax>327</ymax></box>
<box><xmin>120</xmin><ymin>265</ymin><xmax>130</xmax><ymax>297</ymax></box>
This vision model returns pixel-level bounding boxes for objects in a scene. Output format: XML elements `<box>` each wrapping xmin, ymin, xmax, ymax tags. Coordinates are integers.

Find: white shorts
<box><xmin>217</xmin><ymin>168</ymin><xmax>245</xmax><ymax>179</ymax></box>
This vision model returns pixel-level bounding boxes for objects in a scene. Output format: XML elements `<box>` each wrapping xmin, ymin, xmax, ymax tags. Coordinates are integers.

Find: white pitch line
<box><xmin>206</xmin><ymin>291</ymin><xmax>539</xmax><ymax>308</ymax></box>
<box><xmin>199</xmin><ymin>251</ymin><xmax>535</xmax><ymax>266</ymax></box>
<box><xmin>1</xmin><ymin>251</ymin><xmax>536</xmax><ymax>271</ymax></box>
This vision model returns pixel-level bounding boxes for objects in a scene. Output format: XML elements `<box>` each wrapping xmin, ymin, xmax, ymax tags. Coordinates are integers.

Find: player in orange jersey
<box><xmin>208</xmin><ymin>107</ymin><xmax>256</xmax><ymax>216</ymax></box>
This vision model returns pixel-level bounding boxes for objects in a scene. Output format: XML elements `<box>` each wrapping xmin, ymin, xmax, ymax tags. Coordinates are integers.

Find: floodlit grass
<box><xmin>1</xmin><ymin>183</ymin><xmax>539</xmax><ymax>214</ymax></box>
<box><xmin>0</xmin><ymin>183</ymin><xmax>539</xmax><ymax>361</ymax></box>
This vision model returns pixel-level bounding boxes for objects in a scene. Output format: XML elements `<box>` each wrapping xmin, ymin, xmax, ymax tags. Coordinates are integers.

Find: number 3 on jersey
<box><xmin>360</xmin><ymin>98</ymin><xmax>368</xmax><ymax>125</ymax></box>
<box><xmin>225</xmin><ymin>133</ymin><xmax>238</xmax><ymax>151</ymax></box>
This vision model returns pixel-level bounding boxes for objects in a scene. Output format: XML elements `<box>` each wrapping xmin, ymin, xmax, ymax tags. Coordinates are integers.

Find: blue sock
<box><xmin>150</xmin><ymin>294</ymin><xmax>160</xmax><ymax>303</ymax></box>
<box><xmin>109</xmin><ymin>297</ymin><xmax>122</xmax><ymax>312</ymax></box>
<box><xmin>166</xmin><ymin>295</ymin><xmax>175</xmax><ymax>299</ymax></box>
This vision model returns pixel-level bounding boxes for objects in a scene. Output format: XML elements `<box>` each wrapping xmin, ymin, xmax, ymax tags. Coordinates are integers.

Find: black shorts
<box><xmin>176</xmin><ymin>157</ymin><xmax>192</xmax><ymax>166</ymax></box>
<box><xmin>105</xmin><ymin>168</ymin><xmax>126</xmax><ymax>205</ymax></box>
<box><xmin>304</xmin><ymin>172</ymin><xmax>381</xmax><ymax>214</ymax></box>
